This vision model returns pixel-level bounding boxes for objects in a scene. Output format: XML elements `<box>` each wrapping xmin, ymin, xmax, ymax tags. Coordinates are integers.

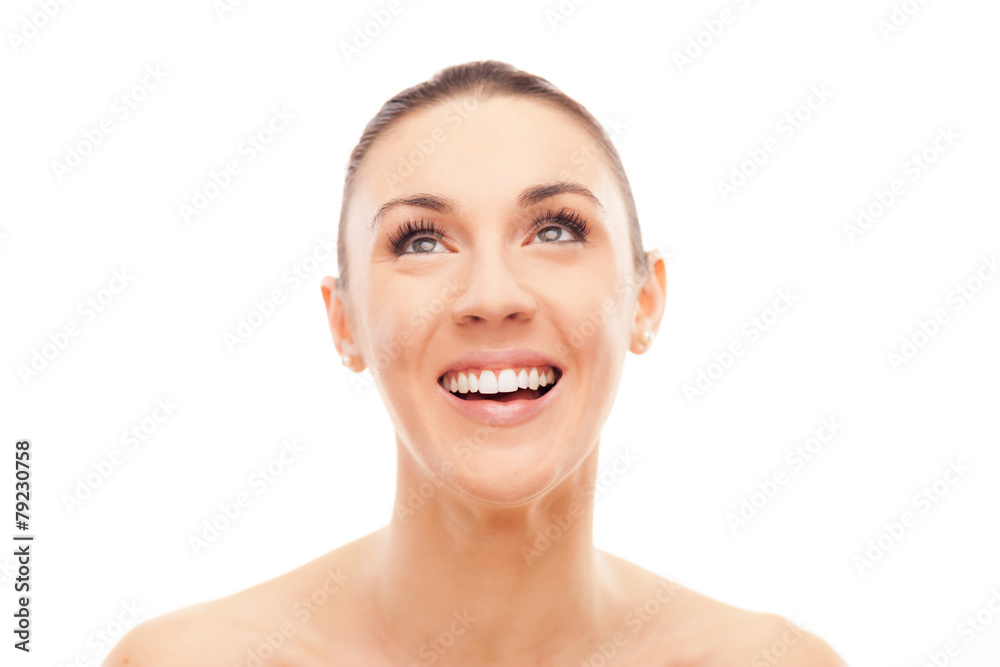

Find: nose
<box><xmin>450</xmin><ymin>250</ymin><xmax>537</xmax><ymax>327</ymax></box>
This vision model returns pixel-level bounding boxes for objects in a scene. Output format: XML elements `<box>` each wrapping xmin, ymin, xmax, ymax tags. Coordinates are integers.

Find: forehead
<box><xmin>351</xmin><ymin>95</ymin><xmax>623</xmax><ymax>232</ymax></box>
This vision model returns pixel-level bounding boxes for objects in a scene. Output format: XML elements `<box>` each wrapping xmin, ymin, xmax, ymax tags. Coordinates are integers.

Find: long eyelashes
<box><xmin>385</xmin><ymin>208</ymin><xmax>592</xmax><ymax>256</ymax></box>
<box><xmin>529</xmin><ymin>207</ymin><xmax>591</xmax><ymax>243</ymax></box>
<box><xmin>385</xmin><ymin>218</ymin><xmax>445</xmax><ymax>255</ymax></box>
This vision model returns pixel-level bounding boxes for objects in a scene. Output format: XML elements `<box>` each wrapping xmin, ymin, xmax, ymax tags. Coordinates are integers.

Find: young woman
<box><xmin>107</xmin><ymin>60</ymin><xmax>845</xmax><ymax>666</ymax></box>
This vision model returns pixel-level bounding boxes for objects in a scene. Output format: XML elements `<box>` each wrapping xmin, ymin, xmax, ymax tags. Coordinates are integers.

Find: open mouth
<box><xmin>438</xmin><ymin>366</ymin><xmax>562</xmax><ymax>402</ymax></box>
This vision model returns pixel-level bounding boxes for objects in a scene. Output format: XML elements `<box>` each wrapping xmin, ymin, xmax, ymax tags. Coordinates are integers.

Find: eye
<box><xmin>386</xmin><ymin>218</ymin><xmax>448</xmax><ymax>256</ymax></box>
<box><xmin>529</xmin><ymin>207</ymin><xmax>591</xmax><ymax>245</ymax></box>
<box><xmin>403</xmin><ymin>236</ymin><xmax>447</xmax><ymax>255</ymax></box>
<box><xmin>534</xmin><ymin>226</ymin><xmax>574</xmax><ymax>243</ymax></box>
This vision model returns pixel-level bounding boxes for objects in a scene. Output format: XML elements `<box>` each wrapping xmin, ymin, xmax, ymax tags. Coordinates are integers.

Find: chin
<box><xmin>427</xmin><ymin>440</ymin><xmax>584</xmax><ymax>508</ymax></box>
<box><xmin>447</xmin><ymin>471</ymin><xmax>558</xmax><ymax>507</ymax></box>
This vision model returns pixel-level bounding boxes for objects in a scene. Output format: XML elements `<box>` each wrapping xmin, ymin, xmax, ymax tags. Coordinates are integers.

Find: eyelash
<box><xmin>385</xmin><ymin>207</ymin><xmax>592</xmax><ymax>256</ymax></box>
<box><xmin>386</xmin><ymin>218</ymin><xmax>444</xmax><ymax>256</ymax></box>
<box><xmin>535</xmin><ymin>207</ymin><xmax>591</xmax><ymax>243</ymax></box>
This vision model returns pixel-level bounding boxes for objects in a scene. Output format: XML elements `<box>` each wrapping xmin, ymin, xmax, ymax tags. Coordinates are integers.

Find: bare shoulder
<box><xmin>664</xmin><ymin>590</ymin><xmax>847</xmax><ymax>666</ymax></box>
<box><xmin>597</xmin><ymin>551</ymin><xmax>846</xmax><ymax>666</ymax></box>
<box><xmin>101</xmin><ymin>601</ymin><xmax>250</xmax><ymax>667</ymax></box>
<box><xmin>735</xmin><ymin>612</ymin><xmax>847</xmax><ymax>666</ymax></box>
<box><xmin>102</xmin><ymin>533</ymin><xmax>371</xmax><ymax>667</ymax></box>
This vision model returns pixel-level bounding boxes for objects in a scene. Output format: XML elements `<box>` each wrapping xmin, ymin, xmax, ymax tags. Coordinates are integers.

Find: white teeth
<box><xmin>498</xmin><ymin>369</ymin><xmax>518</xmax><ymax>392</ymax></box>
<box><xmin>443</xmin><ymin>365</ymin><xmax>560</xmax><ymax>395</ymax></box>
<box><xmin>478</xmin><ymin>370</ymin><xmax>498</xmax><ymax>394</ymax></box>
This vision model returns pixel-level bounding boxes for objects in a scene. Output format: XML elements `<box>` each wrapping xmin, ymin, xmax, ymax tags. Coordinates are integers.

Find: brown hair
<box><xmin>336</xmin><ymin>59</ymin><xmax>648</xmax><ymax>293</ymax></box>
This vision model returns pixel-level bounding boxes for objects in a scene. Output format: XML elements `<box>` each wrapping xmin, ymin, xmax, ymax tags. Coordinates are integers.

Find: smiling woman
<box><xmin>104</xmin><ymin>60</ymin><xmax>845</xmax><ymax>666</ymax></box>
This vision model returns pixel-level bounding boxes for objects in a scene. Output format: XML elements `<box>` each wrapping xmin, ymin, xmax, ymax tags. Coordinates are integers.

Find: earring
<box><xmin>641</xmin><ymin>330</ymin><xmax>654</xmax><ymax>346</ymax></box>
<box><xmin>341</xmin><ymin>354</ymin><xmax>354</xmax><ymax>367</ymax></box>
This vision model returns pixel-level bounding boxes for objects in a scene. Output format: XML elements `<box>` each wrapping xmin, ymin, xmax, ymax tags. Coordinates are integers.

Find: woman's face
<box><xmin>330</xmin><ymin>95</ymin><xmax>655</xmax><ymax>506</ymax></box>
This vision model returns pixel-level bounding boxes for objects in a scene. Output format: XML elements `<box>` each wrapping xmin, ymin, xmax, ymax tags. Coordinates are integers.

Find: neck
<box><xmin>363</xmin><ymin>442</ymin><xmax>611</xmax><ymax>665</ymax></box>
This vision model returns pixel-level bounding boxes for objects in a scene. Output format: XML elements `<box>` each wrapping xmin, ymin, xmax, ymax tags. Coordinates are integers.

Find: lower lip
<box><xmin>438</xmin><ymin>373</ymin><xmax>564</xmax><ymax>426</ymax></box>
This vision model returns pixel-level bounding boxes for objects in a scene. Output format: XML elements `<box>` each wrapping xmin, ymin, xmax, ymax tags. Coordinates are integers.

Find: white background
<box><xmin>2</xmin><ymin>0</ymin><xmax>999</xmax><ymax>665</ymax></box>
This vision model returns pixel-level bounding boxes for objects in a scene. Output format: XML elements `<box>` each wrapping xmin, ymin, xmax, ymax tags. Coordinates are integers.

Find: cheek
<box><xmin>361</xmin><ymin>280</ymin><xmax>450</xmax><ymax>378</ymax></box>
<box><xmin>358</xmin><ymin>289</ymin><xmax>411</xmax><ymax>379</ymax></box>
<box><xmin>554</xmin><ymin>274</ymin><xmax>632</xmax><ymax>353</ymax></box>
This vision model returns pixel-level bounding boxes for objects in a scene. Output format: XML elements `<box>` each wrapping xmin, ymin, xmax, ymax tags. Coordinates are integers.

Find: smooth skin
<box><xmin>105</xmin><ymin>96</ymin><xmax>845</xmax><ymax>666</ymax></box>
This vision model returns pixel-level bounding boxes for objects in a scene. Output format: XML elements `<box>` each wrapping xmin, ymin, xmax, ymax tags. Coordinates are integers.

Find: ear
<box><xmin>630</xmin><ymin>249</ymin><xmax>667</xmax><ymax>355</ymax></box>
<box><xmin>320</xmin><ymin>275</ymin><xmax>363</xmax><ymax>371</ymax></box>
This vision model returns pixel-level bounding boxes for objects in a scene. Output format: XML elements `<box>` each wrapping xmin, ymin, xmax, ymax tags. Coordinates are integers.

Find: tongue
<box><xmin>463</xmin><ymin>387</ymin><xmax>542</xmax><ymax>402</ymax></box>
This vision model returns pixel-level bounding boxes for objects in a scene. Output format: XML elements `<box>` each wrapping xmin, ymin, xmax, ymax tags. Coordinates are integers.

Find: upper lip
<box><xmin>437</xmin><ymin>348</ymin><xmax>563</xmax><ymax>379</ymax></box>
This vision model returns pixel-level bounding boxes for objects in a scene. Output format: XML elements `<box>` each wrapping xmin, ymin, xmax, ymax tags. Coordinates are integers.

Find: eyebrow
<box><xmin>368</xmin><ymin>181</ymin><xmax>605</xmax><ymax>232</ymax></box>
